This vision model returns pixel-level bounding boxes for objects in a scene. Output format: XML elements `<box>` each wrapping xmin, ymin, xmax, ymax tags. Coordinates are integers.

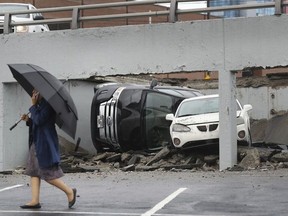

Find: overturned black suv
<box><xmin>91</xmin><ymin>80</ymin><xmax>202</xmax><ymax>152</ymax></box>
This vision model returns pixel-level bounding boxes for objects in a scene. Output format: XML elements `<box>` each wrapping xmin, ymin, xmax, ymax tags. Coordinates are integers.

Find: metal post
<box><xmin>81</xmin><ymin>0</ymin><xmax>84</xmax><ymax>28</ymax></box>
<box><xmin>71</xmin><ymin>7</ymin><xmax>80</xmax><ymax>29</ymax></box>
<box><xmin>275</xmin><ymin>0</ymin><xmax>282</xmax><ymax>16</ymax></box>
<box><xmin>207</xmin><ymin>0</ymin><xmax>210</xmax><ymax>19</ymax></box>
<box><xmin>169</xmin><ymin>0</ymin><xmax>178</xmax><ymax>23</ymax></box>
<box><xmin>126</xmin><ymin>0</ymin><xmax>129</xmax><ymax>25</ymax></box>
<box><xmin>3</xmin><ymin>13</ymin><xmax>12</xmax><ymax>34</ymax></box>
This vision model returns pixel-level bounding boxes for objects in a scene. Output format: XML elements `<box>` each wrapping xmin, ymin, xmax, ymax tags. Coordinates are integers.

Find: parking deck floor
<box><xmin>0</xmin><ymin>169</ymin><xmax>288</xmax><ymax>216</ymax></box>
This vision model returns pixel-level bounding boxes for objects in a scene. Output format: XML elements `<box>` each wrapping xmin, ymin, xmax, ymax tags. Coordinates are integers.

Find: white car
<box><xmin>166</xmin><ymin>94</ymin><xmax>253</xmax><ymax>149</ymax></box>
<box><xmin>0</xmin><ymin>3</ymin><xmax>49</xmax><ymax>34</ymax></box>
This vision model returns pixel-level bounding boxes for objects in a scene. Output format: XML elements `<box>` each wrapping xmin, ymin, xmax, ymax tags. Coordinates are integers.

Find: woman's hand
<box><xmin>31</xmin><ymin>90</ymin><xmax>39</xmax><ymax>105</ymax></box>
<box><xmin>21</xmin><ymin>114</ymin><xmax>29</xmax><ymax>122</ymax></box>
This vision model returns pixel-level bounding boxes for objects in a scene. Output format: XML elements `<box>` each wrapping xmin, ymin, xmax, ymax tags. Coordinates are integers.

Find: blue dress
<box><xmin>25</xmin><ymin>99</ymin><xmax>64</xmax><ymax>181</ymax></box>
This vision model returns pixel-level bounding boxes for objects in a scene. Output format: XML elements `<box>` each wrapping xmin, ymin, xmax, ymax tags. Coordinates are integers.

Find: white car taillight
<box><xmin>172</xmin><ymin>124</ymin><xmax>190</xmax><ymax>132</ymax></box>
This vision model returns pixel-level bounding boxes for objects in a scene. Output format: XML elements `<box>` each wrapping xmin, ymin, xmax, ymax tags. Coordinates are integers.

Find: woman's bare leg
<box><xmin>46</xmin><ymin>178</ymin><xmax>74</xmax><ymax>202</ymax></box>
<box><xmin>28</xmin><ymin>177</ymin><xmax>41</xmax><ymax>205</ymax></box>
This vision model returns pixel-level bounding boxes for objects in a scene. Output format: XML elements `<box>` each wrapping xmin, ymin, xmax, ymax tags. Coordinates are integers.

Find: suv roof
<box><xmin>154</xmin><ymin>85</ymin><xmax>202</xmax><ymax>97</ymax></box>
<box><xmin>94</xmin><ymin>82</ymin><xmax>203</xmax><ymax>98</ymax></box>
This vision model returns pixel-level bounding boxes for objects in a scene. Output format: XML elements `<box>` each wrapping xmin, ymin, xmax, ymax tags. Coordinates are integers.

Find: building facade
<box><xmin>209</xmin><ymin>0</ymin><xmax>275</xmax><ymax>18</ymax></box>
<box><xmin>0</xmin><ymin>0</ymin><xmax>210</xmax><ymax>30</ymax></box>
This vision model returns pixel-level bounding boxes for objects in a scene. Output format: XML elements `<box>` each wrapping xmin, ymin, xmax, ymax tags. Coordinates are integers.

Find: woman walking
<box><xmin>20</xmin><ymin>89</ymin><xmax>77</xmax><ymax>209</ymax></box>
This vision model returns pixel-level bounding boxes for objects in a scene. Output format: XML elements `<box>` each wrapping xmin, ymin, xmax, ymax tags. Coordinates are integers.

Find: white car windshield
<box><xmin>177</xmin><ymin>97</ymin><xmax>242</xmax><ymax>117</ymax></box>
<box><xmin>0</xmin><ymin>5</ymin><xmax>30</xmax><ymax>18</ymax></box>
<box><xmin>177</xmin><ymin>97</ymin><xmax>219</xmax><ymax>117</ymax></box>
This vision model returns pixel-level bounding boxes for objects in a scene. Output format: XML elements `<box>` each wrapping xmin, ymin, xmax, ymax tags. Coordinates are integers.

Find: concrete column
<box><xmin>219</xmin><ymin>69</ymin><xmax>237</xmax><ymax>170</ymax></box>
<box><xmin>0</xmin><ymin>84</ymin><xmax>4</xmax><ymax>171</ymax></box>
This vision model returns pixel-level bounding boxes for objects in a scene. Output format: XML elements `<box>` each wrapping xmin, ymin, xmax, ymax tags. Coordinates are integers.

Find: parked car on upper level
<box><xmin>0</xmin><ymin>3</ymin><xmax>49</xmax><ymax>34</ymax></box>
<box><xmin>166</xmin><ymin>94</ymin><xmax>253</xmax><ymax>149</ymax></box>
<box><xmin>91</xmin><ymin>80</ymin><xmax>203</xmax><ymax>152</ymax></box>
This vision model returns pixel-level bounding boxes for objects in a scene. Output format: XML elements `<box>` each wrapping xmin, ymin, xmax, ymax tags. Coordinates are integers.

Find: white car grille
<box><xmin>197</xmin><ymin>124</ymin><xmax>218</xmax><ymax>132</ymax></box>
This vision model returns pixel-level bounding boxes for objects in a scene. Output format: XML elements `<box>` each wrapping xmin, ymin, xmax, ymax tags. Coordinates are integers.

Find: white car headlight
<box><xmin>237</xmin><ymin>116</ymin><xmax>244</xmax><ymax>125</ymax></box>
<box><xmin>172</xmin><ymin>124</ymin><xmax>191</xmax><ymax>132</ymax></box>
<box><xmin>16</xmin><ymin>25</ymin><xmax>29</xmax><ymax>33</ymax></box>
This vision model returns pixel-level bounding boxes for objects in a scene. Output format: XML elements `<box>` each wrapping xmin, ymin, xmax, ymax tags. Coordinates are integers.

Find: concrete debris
<box><xmin>121</xmin><ymin>164</ymin><xmax>135</xmax><ymax>172</ymax></box>
<box><xmin>146</xmin><ymin>146</ymin><xmax>170</xmax><ymax>166</ymax></box>
<box><xmin>106</xmin><ymin>153</ymin><xmax>122</xmax><ymax>163</ymax></box>
<box><xmin>10</xmin><ymin>113</ymin><xmax>288</xmax><ymax>174</ymax></box>
<box><xmin>9</xmin><ymin>145</ymin><xmax>288</xmax><ymax>175</ymax></box>
<box><xmin>128</xmin><ymin>155</ymin><xmax>141</xmax><ymax>166</ymax></box>
<box><xmin>271</xmin><ymin>151</ymin><xmax>288</xmax><ymax>163</ymax></box>
<box><xmin>203</xmin><ymin>155</ymin><xmax>219</xmax><ymax>165</ymax></box>
<box><xmin>238</xmin><ymin>148</ymin><xmax>260</xmax><ymax>170</ymax></box>
<box><xmin>53</xmin><ymin>144</ymin><xmax>288</xmax><ymax>174</ymax></box>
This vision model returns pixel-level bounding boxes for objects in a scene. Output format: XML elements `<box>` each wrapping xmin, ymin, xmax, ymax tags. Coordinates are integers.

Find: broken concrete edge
<box><xmin>86</xmin><ymin>73</ymin><xmax>288</xmax><ymax>91</ymax></box>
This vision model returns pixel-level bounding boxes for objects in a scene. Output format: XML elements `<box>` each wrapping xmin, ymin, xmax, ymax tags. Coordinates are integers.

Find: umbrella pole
<box><xmin>9</xmin><ymin>111</ymin><xmax>30</xmax><ymax>131</ymax></box>
<box><xmin>74</xmin><ymin>137</ymin><xmax>81</xmax><ymax>152</ymax></box>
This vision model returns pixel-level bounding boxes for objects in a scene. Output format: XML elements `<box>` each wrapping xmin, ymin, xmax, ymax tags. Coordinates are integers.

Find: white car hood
<box><xmin>175</xmin><ymin>111</ymin><xmax>241</xmax><ymax>125</ymax></box>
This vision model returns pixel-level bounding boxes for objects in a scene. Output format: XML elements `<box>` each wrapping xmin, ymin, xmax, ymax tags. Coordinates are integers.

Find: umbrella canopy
<box><xmin>8</xmin><ymin>64</ymin><xmax>78</xmax><ymax>139</ymax></box>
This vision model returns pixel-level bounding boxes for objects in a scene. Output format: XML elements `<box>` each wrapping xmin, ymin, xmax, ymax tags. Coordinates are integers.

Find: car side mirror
<box><xmin>243</xmin><ymin>104</ymin><xmax>252</xmax><ymax>112</ymax></box>
<box><xmin>150</xmin><ymin>79</ymin><xmax>158</xmax><ymax>89</ymax></box>
<box><xmin>166</xmin><ymin>113</ymin><xmax>174</xmax><ymax>121</ymax></box>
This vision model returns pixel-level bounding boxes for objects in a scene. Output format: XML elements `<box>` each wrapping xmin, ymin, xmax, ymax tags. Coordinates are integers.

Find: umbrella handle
<box><xmin>74</xmin><ymin>137</ymin><xmax>81</xmax><ymax>152</ymax></box>
<box><xmin>9</xmin><ymin>111</ymin><xmax>30</xmax><ymax>131</ymax></box>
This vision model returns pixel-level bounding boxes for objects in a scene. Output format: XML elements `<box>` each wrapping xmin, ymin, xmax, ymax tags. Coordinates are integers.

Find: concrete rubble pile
<box><xmin>58</xmin><ymin>144</ymin><xmax>288</xmax><ymax>173</ymax></box>
<box><xmin>64</xmin><ymin>75</ymin><xmax>288</xmax><ymax>173</ymax></box>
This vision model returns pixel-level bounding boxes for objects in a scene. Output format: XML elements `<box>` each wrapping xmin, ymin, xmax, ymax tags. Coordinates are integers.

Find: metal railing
<box><xmin>0</xmin><ymin>0</ymin><xmax>287</xmax><ymax>34</ymax></box>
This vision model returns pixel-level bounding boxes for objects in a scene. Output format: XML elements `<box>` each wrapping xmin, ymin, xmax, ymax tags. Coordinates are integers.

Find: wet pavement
<box><xmin>0</xmin><ymin>169</ymin><xmax>288</xmax><ymax>216</ymax></box>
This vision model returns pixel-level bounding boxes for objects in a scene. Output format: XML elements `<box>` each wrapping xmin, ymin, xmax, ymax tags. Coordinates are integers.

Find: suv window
<box><xmin>144</xmin><ymin>92</ymin><xmax>173</xmax><ymax>150</ymax></box>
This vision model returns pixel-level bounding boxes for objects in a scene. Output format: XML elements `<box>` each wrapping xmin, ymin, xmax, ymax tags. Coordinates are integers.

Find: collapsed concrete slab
<box><xmin>264</xmin><ymin>112</ymin><xmax>288</xmax><ymax>146</ymax></box>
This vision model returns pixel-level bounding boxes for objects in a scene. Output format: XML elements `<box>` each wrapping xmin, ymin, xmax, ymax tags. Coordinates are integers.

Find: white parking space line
<box><xmin>0</xmin><ymin>210</ymin><xmax>139</xmax><ymax>215</ymax></box>
<box><xmin>0</xmin><ymin>186</ymin><xmax>223</xmax><ymax>216</ymax></box>
<box><xmin>0</xmin><ymin>210</ymin><xmax>222</xmax><ymax>216</ymax></box>
<box><xmin>0</xmin><ymin>184</ymin><xmax>23</xmax><ymax>192</ymax></box>
<box><xmin>141</xmin><ymin>187</ymin><xmax>187</xmax><ymax>216</ymax></box>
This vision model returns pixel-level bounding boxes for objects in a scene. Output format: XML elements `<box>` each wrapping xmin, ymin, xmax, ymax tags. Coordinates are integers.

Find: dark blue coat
<box><xmin>29</xmin><ymin>99</ymin><xmax>60</xmax><ymax>169</ymax></box>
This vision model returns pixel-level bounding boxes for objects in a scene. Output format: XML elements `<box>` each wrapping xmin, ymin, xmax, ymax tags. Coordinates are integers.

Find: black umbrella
<box><xmin>8</xmin><ymin>64</ymin><xmax>78</xmax><ymax>139</ymax></box>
